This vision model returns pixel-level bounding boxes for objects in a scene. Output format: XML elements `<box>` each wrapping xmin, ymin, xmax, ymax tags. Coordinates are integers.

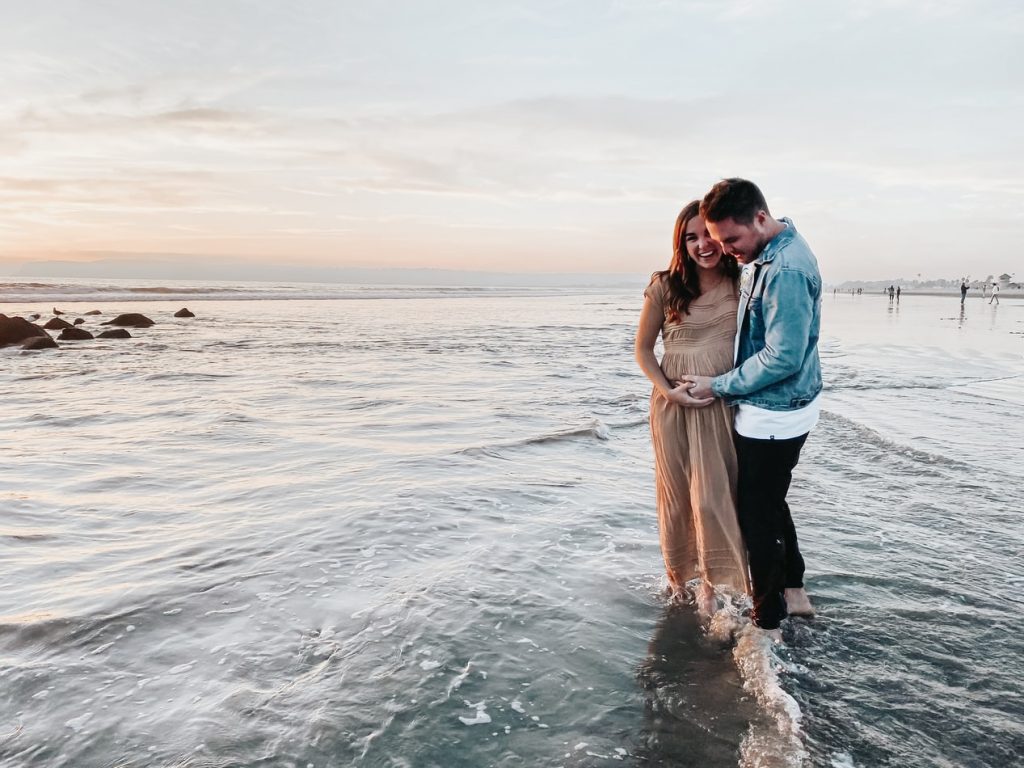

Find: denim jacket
<box><xmin>711</xmin><ymin>218</ymin><xmax>822</xmax><ymax>410</ymax></box>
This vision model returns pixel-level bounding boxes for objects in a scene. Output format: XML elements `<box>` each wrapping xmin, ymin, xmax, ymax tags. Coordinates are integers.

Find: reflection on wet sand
<box><xmin>634</xmin><ymin>605</ymin><xmax>755</xmax><ymax>766</ymax></box>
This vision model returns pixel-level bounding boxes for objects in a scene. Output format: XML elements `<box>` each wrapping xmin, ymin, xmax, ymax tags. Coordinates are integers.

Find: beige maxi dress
<box><xmin>645</xmin><ymin>276</ymin><xmax>750</xmax><ymax>594</ymax></box>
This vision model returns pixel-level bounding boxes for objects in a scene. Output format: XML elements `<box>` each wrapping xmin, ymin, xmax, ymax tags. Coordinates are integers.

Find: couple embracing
<box><xmin>635</xmin><ymin>178</ymin><xmax>822</xmax><ymax>642</ymax></box>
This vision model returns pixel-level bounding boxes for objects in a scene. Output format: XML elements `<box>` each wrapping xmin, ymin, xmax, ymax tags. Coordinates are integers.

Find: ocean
<box><xmin>1</xmin><ymin>279</ymin><xmax>1022</xmax><ymax>768</ymax></box>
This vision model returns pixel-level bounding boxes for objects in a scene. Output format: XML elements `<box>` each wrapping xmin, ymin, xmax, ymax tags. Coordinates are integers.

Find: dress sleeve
<box><xmin>643</xmin><ymin>277</ymin><xmax>665</xmax><ymax>315</ymax></box>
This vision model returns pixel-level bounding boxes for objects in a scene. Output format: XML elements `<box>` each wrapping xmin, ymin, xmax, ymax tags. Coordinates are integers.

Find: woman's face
<box><xmin>683</xmin><ymin>214</ymin><xmax>722</xmax><ymax>272</ymax></box>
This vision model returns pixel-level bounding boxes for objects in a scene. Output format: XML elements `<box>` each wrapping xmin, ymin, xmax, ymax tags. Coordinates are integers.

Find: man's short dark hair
<box><xmin>700</xmin><ymin>178</ymin><xmax>770</xmax><ymax>224</ymax></box>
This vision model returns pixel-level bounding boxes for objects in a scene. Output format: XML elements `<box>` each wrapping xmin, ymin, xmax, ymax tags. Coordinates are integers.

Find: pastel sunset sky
<box><xmin>1</xmin><ymin>1</ymin><xmax>1020</xmax><ymax>282</ymax></box>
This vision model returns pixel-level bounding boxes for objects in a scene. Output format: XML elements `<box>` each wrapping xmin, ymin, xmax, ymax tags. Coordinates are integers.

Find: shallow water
<box><xmin>1</xmin><ymin>285</ymin><xmax>1022</xmax><ymax>767</ymax></box>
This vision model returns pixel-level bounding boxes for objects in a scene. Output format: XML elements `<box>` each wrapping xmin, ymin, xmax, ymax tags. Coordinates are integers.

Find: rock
<box><xmin>58</xmin><ymin>327</ymin><xmax>94</xmax><ymax>341</ymax></box>
<box><xmin>43</xmin><ymin>317</ymin><xmax>74</xmax><ymax>330</ymax></box>
<box><xmin>1</xmin><ymin>314</ymin><xmax>50</xmax><ymax>347</ymax></box>
<box><xmin>74</xmin><ymin>318</ymin><xmax>85</xmax><ymax>325</ymax></box>
<box><xmin>22</xmin><ymin>336</ymin><xmax>58</xmax><ymax>350</ymax></box>
<box><xmin>84</xmin><ymin>310</ymin><xmax>102</xmax><ymax>315</ymax></box>
<box><xmin>174</xmin><ymin>308</ymin><xmax>195</xmax><ymax>318</ymax></box>
<box><xmin>98</xmin><ymin>329</ymin><xmax>132</xmax><ymax>339</ymax></box>
<box><xmin>102</xmin><ymin>313</ymin><xmax>155</xmax><ymax>328</ymax></box>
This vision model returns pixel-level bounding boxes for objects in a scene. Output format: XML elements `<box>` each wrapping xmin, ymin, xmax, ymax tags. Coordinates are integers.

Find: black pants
<box><xmin>734</xmin><ymin>431</ymin><xmax>808</xmax><ymax>630</ymax></box>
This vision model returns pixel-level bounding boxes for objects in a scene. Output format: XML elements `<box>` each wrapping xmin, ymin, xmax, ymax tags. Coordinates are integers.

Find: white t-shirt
<box><xmin>734</xmin><ymin>396</ymin><xmax>820</xmax><ymax>440</ymax></box>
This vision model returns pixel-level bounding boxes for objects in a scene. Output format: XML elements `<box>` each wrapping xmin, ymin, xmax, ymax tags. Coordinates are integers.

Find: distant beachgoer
<box><xmin>681</xmin><ymin>179</ymin><xmax>822</xmax><ymax>642</ymax></box>
<box><xmin>635</xmin><ymin>200</ymin><xmax>750</xmax><ymax>619</ymax></box>
<box><xmin>960</xmin><ymin>281</ymin><xmax>969</xmax><ymax>304</ymax></box>
<box><xmin>989</xmin><ymin>283</ymin><xmax>1000</xmax><ymax>305</ymax></box>
<box><xmin>888</xmin><ymin>285</ymin><xmax>895</xmax><ymax>302</ymax></box>
<box><xmin>896</xmin><ymin>286</ymin><xmax>901</xmax><ymax>302</ymax></box>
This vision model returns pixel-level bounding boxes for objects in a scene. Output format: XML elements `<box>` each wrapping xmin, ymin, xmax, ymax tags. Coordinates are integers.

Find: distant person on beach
<box><xmin>635</xmin><ymin>200</ymin><xmax>750</xmax><ymax>619</ymax></box>
<box><xmin>960</xmin><ymin>281</ymin><xmax>969</xmax><ymax>304</ymax></box>
<box><xmin>888</xmin><ymin>285</ymin><xmax>895</xmax><ymax>302</ymax></box>
<box><xmin>896</xmin><ymin>286</ymin><xmax>901</xmax><ymax>302</ymax></box>
<box><xmin>682</xmin><ymin>179</ymin><xmax>822</xmax><ymax>641</ymax></box>
<box><xmin>989</xmin><ymin>283</ymin><xmax>1000</xmax><ymax>305</ymax></box>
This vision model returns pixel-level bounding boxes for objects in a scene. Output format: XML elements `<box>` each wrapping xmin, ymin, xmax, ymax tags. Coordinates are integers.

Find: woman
<box><xmin>634</xmin><ymin>200</ymin><xmax>750</xmax><ymax>616</ymax></box>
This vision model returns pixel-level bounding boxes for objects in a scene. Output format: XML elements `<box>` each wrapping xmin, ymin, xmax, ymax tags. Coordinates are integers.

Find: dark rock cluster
<box><xmin>0</xmin><ymin>308</ymin><xmax>197</xmax><ymax>351</ymax></box>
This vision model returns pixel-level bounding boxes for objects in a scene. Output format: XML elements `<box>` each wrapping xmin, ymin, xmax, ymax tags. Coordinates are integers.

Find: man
<box><xmin>960</xmin><ymin>281</ymin><xmax>969</xmax><ymax>304</ymax></box>
<box><xmin>989</xmin><ymin>282</ymin><xmax>1000</xmax><ymax>305</ymax></box>
<box><xmin>683</xmin><ymin>178</ymin><xmax>822</xmax><ymax>640</ymax></box>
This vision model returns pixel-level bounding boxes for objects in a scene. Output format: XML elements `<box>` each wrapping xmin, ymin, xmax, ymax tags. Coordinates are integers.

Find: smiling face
<box><xmin>705</xmin><ymin>214</ymin><xmax>772</xmax><ymax>265</ymax></box>
<box><xmin>682</xmin><ymin>213</ymin><xmax>722</xmax><ymax>274</ymax></box>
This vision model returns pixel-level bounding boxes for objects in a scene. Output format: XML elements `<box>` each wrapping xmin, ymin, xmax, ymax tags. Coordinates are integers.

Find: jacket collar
<box><xmin>754</xmin><ymin>218</ymin><xmax>795</xmax><ymax>265</ymax></box>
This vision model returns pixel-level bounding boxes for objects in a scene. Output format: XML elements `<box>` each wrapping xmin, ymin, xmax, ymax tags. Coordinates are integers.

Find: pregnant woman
<box><xmin>634</xmin><ymin>200</ymin><xmax>750</xmax><ymax>616</ymax></box>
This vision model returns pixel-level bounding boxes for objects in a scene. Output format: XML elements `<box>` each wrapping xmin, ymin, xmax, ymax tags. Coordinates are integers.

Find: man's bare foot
<box><xmin>785</xmin><ymin>587</ymin><xmax>815</xmax><ymax>617</ymax></box>
<box><xmin>759</xmin><ymin>626</ymin><xmax>783</xmax><ymax>644</ymax></box>
<box><xmin>697</xmin><ymin>582</ymin><xmax>717</xmax><ymax>618</ymax></box>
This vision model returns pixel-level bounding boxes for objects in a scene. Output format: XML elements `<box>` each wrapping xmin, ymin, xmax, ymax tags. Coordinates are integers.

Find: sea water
<box><xmin>1</xmin><ymin>281</ymin><xmax>1021</xmax><ymax>767</ymax></box>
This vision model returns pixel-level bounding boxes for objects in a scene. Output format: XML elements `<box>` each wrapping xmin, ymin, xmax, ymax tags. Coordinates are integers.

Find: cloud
<box><xmin>0</xmin><ymin>1</ymin><xmax>1021</xmax><ymax>277</ymax></box>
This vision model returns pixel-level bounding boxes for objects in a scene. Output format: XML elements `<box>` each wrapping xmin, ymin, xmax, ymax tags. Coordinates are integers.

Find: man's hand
<box><xmin>680</xmin><ymin>375</ymin><xmax>715</xmax><ymax>400</ymax></box>
<box><xmin>665</xmin><ymin>380</ymin><xmax>714</xmax><ymax>408</ymax></box>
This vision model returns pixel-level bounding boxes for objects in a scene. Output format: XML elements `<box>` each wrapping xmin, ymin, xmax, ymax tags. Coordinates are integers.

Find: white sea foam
<box><xmin>458</xmin><ymin>701</ymin><xmax>491</xmax><ymax>726</ymax></box>
<box><xmin>443</xmin><ymin>662</ymin><xmax>472</xmax><ymax>699</ymax></box>
<box><xmin>734</xmin><ymin>624</ymin><xmax>808</xmax><ymax>768</ymax></box>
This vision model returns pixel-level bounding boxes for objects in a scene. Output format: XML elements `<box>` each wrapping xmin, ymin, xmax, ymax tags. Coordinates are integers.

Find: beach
<box><xmin>1</xmin><ymin>282</ymin><xmax>1022</xmax><ymax>767</ymax></box>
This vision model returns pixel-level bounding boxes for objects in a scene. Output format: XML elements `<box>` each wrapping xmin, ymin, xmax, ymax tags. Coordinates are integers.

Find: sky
<box><xmin>1</xmin><ymin>0</ymin><xmax>1021</xmax><ymax>283</ymax></box>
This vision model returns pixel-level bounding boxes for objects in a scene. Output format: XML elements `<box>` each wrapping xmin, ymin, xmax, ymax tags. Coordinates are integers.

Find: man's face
<box><xmin>706</xmin><ymin>214</ymin><xmax>767</xmax><ymax>264</ymax></box>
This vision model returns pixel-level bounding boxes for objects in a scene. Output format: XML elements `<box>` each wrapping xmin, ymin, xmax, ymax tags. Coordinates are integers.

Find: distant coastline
<box><xmin>3</xmin><ymin>259</ymin><xmax>1019</xmax><ymax>296</ymax></box>
<box><xmin>0</xmin><ymin>259</ymin><xmax>648</xmax><ymax>289</ymax></box>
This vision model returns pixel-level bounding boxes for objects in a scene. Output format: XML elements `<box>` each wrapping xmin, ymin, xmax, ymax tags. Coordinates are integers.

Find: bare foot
<box><xmin>697</xmin><ymin>583</ymin><xmax>717</xmax><ymax>618</ymax></box>
<box><xmin>785</xmin><ymin>587</ymin><xmax>815</xmax><ymax>617</ymax></box>
<box><xmin>665</xmin><ymin>580</ymin><xmax>690</xmax><ymax>605</ymax></box>
<box><xmin>759</xmin><ymin>626</ymin><xmax>783</xmax><ymax>644</ymax></box>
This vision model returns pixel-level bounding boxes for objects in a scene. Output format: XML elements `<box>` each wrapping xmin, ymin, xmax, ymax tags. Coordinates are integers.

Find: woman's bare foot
<box><xmin>785</xmin><ymin>587</ymin><xmax>815</xmax><ymax>617</ymax></box>
<box><xmin>697</xmin><ymin>582</ymin><xmax>717</xmax><ymax>618</ymax></box>
<box><xmin>665</xmin><ymin>579</ymin><xmax>690</xmax><ymax>605</ymax></box>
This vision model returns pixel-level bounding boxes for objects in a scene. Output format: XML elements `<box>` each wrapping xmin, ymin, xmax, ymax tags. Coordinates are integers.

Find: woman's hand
<box><xmin>664</xmin><ymin>380</ymin><xmax>714</xmax><ymax>408</ymax></box>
